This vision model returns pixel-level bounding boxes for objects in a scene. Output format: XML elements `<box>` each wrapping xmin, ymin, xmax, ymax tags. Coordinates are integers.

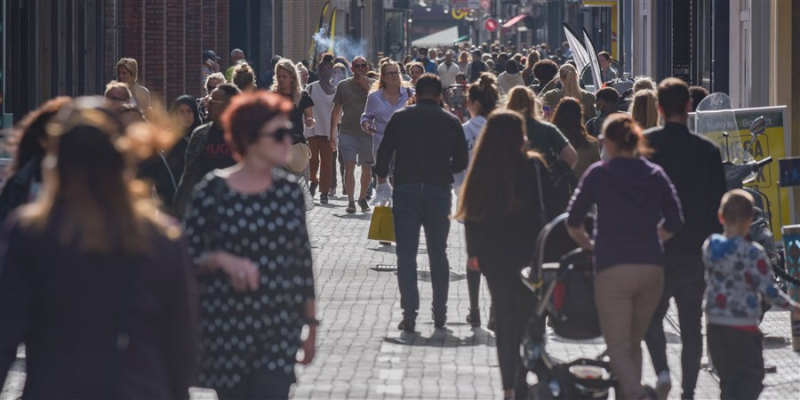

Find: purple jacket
<box><xmin>567</xmin><ymin>157</ymin><xmax>684</xmax><ymax>272</ymax></box>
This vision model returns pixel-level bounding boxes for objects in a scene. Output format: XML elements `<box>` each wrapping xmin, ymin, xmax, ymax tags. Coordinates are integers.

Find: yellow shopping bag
<box><xmin>367</xmin><ymin>206</ymin><xmax>396</xmax><ymax>242</ymax></box>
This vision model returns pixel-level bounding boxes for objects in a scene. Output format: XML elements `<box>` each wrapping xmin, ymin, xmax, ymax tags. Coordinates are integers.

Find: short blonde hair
<box><xmin>116</xmin><ymin>58</ymin><xmax>139</xmax><ymax>82</ymax></box>
<box><xmin>104</xmin><ymin>81</ymin><xmax>132</xmax><ymax>100</ymax></box>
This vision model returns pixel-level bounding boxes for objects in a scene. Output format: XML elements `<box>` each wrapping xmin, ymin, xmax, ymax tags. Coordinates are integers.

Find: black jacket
<box><xmin>0</xmin><ymin>211</ymin><xmax>199</xmax><ymax>399</ymax></box>
<box><xmin>645</xmin><ymin>123</ymin><xmax>727</xmax><ymax>256</ymax></box>
<box><xmin>173</xmin><ymin>122</ymin><xmax>235</xmax><ymax>219</ymax></box>
<box><xmin>0</xmin><ymin>157</ymin><xmax>42</xmax><ymax>226</ymax></box>
<box><xmin>375</xmin><ymin>99</ymin><xmax>468</xmax><ymax>186</ymax></box>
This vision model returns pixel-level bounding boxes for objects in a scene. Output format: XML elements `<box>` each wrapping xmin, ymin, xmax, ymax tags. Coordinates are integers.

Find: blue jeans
<box><xmin>392</xmin><ymin>183</ymin><xmax>452</xmax><ymax>319</ymax></box>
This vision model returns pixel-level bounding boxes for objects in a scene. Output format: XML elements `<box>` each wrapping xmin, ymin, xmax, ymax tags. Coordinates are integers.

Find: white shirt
<box><xmin>496</xmin><ymin>72</ymin><xmax>525</xmax><ymax>95</ymax></box>
<box><xmin>304</xmin><ymin>82</ymin><xmax>336</xmax><ymax>137</ymax></box>
<box><xmin>453</xmin><ymin>115</ymin><xmax>487</xmax><ymax>196</ymax></box>
<box><xmin>438</xmin><ymin>62</ymin><xmax>460</xmax><ymax>88</ymax></box>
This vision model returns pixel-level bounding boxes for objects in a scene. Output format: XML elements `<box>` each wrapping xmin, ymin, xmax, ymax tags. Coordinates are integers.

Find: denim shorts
<box><xmin>338</xmin><ymin>133</ymin><xmax>374</xmax><ymax>166</ymax></box>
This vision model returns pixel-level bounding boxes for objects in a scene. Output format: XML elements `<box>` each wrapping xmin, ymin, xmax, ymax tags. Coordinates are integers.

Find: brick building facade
<box><xmin>3</xmin><ymin>0</ymin><xmax>231</xmax><ymax>120</ymax></box>
<box><xmin>116</xmin><ymin>0</ymin><xmax>230</xmax><ymax>102</ymax></box>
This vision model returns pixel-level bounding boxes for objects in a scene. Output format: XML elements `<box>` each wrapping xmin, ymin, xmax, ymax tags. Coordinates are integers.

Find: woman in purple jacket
<box><xmin>566</xmin><ymin>114</ymin><xmax>683</xmax><ymax>400</ymax></box>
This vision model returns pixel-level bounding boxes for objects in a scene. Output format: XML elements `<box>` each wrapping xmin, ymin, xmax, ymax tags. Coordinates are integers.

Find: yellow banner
<box><xmin>692</xmin><ymin>107</ymin><xmax>793</xmax><ymax>239</ymax></box>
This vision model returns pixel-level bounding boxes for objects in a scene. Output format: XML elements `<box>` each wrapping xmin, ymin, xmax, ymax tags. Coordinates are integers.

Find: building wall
<box><xmin>115</xmin><ymin>0</ymin><xmax>229</xmax><ymax>101</ymax></box>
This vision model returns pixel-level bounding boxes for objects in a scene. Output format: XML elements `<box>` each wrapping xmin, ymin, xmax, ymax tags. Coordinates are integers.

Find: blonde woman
<box><xmin>116</xmin><ymin>58</ymin><xmax>151</xmax><ymax>111</ymax></box>
<box><xmin>540</xmin><ymin>64</ymin><xmax>597</xmax><ymax>122</ymax></box>
<box><xmin>271</xmin><ymin>58</ymin><xmax>315</xmax><ymax>210</ymax></box>
<box><xmin>630</xmin><ymin>89</ymin><xmax>659</xmax><ymax>129</ymax></box>
<box><xmin>361</xmin><ymin>60</ymin><xmax>414</xmax><ymax>164</ymax></box>
<box><xmin>296</xmin><ymin>62</ymin><xmax>310</xmax><ymax>88</ymax></box>
<box><xmin>271</xmin><ymin>58</ymin><xmax>314</xmax><ymax>145</ymax></box>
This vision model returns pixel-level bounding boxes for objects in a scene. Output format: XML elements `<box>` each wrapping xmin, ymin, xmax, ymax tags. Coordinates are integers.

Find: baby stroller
<box><xmin>519</xmin><ymin>213</ymin><xmax>615</xmax><ymax>399</ymax></box>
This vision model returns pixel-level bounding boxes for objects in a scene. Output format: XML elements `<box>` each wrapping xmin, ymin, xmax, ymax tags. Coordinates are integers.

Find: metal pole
<box><xmin>781</xmin><ymin>221</ymin><xmax>800</xmax><ymax>351</ymax></box>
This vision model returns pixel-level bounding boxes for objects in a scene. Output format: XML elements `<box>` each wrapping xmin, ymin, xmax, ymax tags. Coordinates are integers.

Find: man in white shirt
<box><xmin>438</xmin><ymin>51</ymin><xmax>460</xmax><ymax>88</ymax></box>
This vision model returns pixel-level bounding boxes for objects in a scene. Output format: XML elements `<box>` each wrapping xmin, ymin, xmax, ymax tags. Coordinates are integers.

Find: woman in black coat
<box><xmin>0</xmin><ymin>101</ymin><xmax>199</xmax><ymax>399</ymax></box>
<box><xmin>456</xmin><ymin>110</ymin><xmax>557</xmax><ymax>400</ymax></box>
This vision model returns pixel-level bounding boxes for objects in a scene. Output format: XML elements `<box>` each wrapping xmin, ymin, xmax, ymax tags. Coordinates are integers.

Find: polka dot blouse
<box><xmin>183</xmin><ymin>170</ymin><xmax>315</xmax><ymax>391</ymax></box>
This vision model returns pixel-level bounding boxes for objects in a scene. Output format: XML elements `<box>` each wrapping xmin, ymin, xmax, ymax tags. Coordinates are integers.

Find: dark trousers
<box><xmin>485</xmin><ymin>272</ymin><xmax>535</xmax><ymax>399</ymax></box>
<box><xmin>392</xmin><ymin>183</ymin><xmax>452</xmax><ymax>319</ymax></box>
<box><xmin>644</xmin><ymin>253</ymin><xmax>705</xmax><ymax>399</ymax></box>
<box><xmin>707</xmin><ymin>324</ymin><xmax>764</xmax><ymax>400</ymax></box>
<box><xmin>467</xmin><ymin>269</ymin><xmax>481</xmax><ymax>311</ymax></box>
<box><xmin>214</xmin><ymin>369</ymin><xmax>296</xmax><ymax>400</ymax></box>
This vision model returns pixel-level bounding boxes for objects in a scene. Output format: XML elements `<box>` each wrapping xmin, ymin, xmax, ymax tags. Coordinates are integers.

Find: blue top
<box><xmin>360</xmin><ymin>87</ymin><xmax>414</xmax><ymax>137</ymax></box>
<box><xmin>566</xmin><ymin>157</ymin><xmax>684</xmax><ymax>272</ymax></box>
<box><xmin>417</xmin><ymin>58</ymin><xmax>439</xmax><ymax>74</ymax></box>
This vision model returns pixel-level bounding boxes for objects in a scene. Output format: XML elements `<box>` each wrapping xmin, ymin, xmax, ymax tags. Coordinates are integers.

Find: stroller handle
<box><xmin>532</xmin><ymin>213</ymin><xmax>570</xmax><ymax>282</ymax></box>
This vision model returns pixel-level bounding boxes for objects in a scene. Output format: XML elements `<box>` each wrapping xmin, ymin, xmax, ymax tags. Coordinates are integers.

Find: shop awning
<box><xmin>454</xmin><ymin>35</ymin><xmax>470</xmax><ymax>43</ymax></box>
<box><xmin>412</xmin><ymin>26</ymin><xmax>459</xmax><ymax>47</ymax></box>
<box><xmin>503</xmin><ymin>14</ymin><xmax>528</xmax><ymax>29</ymax></box>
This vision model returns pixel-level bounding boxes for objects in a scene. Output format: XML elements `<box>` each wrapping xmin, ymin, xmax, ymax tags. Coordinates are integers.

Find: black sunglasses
<box><xmin>261</xmin><ymin>127</ymin><xmax>291</xmax><ymax>141</ymax></box>
<box><xmin>353</xmin><ymin>63</ymin><xmax>369</xmax><ymax>68</ymax></box>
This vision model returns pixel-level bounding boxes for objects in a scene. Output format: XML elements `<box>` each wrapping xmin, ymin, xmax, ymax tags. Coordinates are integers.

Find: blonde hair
<box><xmin>270</xmin><ymin>58</ymin><xmax>302</xmax><ymax>104</ymax></box>
<box><xmin>104</xmin><ymin>81</ymin><xmax>132</xmax><ymax>100</ymax></box>
<box><xmin>630</xmin><ymin>89</ymin><xmax>659</xmax><ymax>129</ymax></box>
<box><xmin>559</xmin><ymin>64</ymin><xmax>581</xmax><ymax>99</ymax></box>
<box><xmin>232</xmin><ymin>63</ymin><xmax>256</xmax><ymax>92</ymax></box>
<box><xmin>116</xmin><ymin>58</ymin><xmax>139</xmax><ymax>82</ymax></box>
<box><xmin>504</xmin><ymin>86</ymin><xmax>540</xmax><ymax>119</ymax></box>
<box><xmin>373</xmin><ymin>60</ymin><xmax>407</xmax><ymax>91</ymax></box>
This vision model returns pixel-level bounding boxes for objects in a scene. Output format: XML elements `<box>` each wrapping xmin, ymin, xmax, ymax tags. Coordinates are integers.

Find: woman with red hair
<box><xmin>183</xmin><ymin>91</ymin><xmax>317</xmax><ymax>400</ymax></box>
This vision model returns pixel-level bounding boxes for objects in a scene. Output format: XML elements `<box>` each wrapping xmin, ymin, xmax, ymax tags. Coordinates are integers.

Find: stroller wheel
<box><xmin>528</xmin><ymin>383</ymin><xmax>555</xmax><ymax>400</ymax></box>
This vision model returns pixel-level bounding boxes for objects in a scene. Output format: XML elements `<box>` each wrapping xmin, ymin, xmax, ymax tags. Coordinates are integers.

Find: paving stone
<box><xmin>2</xmin><ymin>169</ymin><xmax>798</xmax><ymax>400</ymax></box>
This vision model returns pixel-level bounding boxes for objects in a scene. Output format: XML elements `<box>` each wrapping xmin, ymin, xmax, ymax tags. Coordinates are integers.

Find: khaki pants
<box><xmin>307</xmin><ymin>136</ymin><xmax>333</xmax><ymax>193</ymax></box>
<box><xmin>594</xmin><ymin>264</ymin><xmax>664</xmax><ymax>400</ymax></box>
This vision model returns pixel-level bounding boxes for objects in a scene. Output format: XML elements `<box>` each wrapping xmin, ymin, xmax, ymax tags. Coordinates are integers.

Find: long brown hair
<box><xmin>602</xmin><ymin>113</ymin><xmax>651</xmax><ymax>157</ymax></box>
<box><xmin>552</xmin><ymin>97</ymin><xmax>593</xmax><ymax>149</ymax></box>
<box><xmin>20</xmin><ymin>99</ymin><xmax>180</xmax><ymax>255</ymax></box>
<box><xmin>468</xmin><ymin>73</ymin><xmax>499</xmax><ymax>117</ymax></box>
<box><xmin>504</xmin><ymin>86</ymin><xmax>539</xmax><ymax>119</ymax></box>
<box><xmin>456</xmin><ymin>110</ymin><xmax>540</xmax><ymax>222</ymax></box>
<box><xmin>629</xmin><ymin>89</ymin><xmax>659</xmax><ymax>129</ymax></box>
<box><xmin>6</xmin><ymin>97</ymin><xmax>72</xmax><ymax>173</ymax></box>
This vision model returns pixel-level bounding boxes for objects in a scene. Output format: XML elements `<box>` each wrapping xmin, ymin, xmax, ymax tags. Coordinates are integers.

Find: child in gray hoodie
<box><xmin>702</xmin><ymin>189</ymin><xmax>800</xmax><ymax>400</ymax></box>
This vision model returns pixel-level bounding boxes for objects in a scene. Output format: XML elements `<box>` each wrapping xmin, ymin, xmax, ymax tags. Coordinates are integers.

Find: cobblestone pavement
<box><xmin>2</xmin><ymin>181</ymin><xmax>799</xmax><ymax>399</ymax></box>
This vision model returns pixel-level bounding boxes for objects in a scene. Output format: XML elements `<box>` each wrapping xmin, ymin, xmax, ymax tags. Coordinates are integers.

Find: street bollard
<box><xmin>781</xmin><ymin>224</ymin><xmax>800</xmax><ymax>351</ymax></box>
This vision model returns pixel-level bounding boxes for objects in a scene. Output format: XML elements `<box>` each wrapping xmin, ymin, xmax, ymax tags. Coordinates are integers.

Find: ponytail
<box><xmin>468</xmin><ymin>73</ymin><xmax>500</xmax><ymax>117</ymax></box>
<box><xmin>559</xmin><ymin>65</ymin><xmax>581</xmax><ymax>99</ymax></box>
<box><xmin>601</xmin><ymin>114</ymin><xmax>652</xmax><ymax>157</ymax></box>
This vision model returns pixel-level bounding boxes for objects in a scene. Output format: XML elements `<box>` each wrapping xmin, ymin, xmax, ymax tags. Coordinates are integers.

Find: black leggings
<box><xmin>485</xmin><ymin>273</ymin><xmax>536</xmax><ymax>398</ymax></box>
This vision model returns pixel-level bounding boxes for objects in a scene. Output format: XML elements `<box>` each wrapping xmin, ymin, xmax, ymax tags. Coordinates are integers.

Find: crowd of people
<box><xmin>0</xmin><ymin>40</ymin><xmax>797</xmax><ymax>400</ymax></box>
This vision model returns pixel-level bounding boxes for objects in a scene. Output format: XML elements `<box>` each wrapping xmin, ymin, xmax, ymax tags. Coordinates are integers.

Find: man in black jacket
<box><xmin>643</xmin><ymin>78</ymin><xmax>727</xmax><ymax>400</ymax></box>
<box><xmin>373</xmin><ymin>74</ymin><xmax>468</xmax><ymax>332</ymax></box>
<box><xmin>173</xmin><ymin>84</ymin><xmax>240</xmax><ymax>218</ymax></box>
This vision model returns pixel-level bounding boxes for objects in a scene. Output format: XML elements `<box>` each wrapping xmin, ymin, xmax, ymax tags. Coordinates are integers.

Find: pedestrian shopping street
<box><xmin>3</xmin><ymin>175</ymin><xmax>797</xmax><ymax>399</ymax></box>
